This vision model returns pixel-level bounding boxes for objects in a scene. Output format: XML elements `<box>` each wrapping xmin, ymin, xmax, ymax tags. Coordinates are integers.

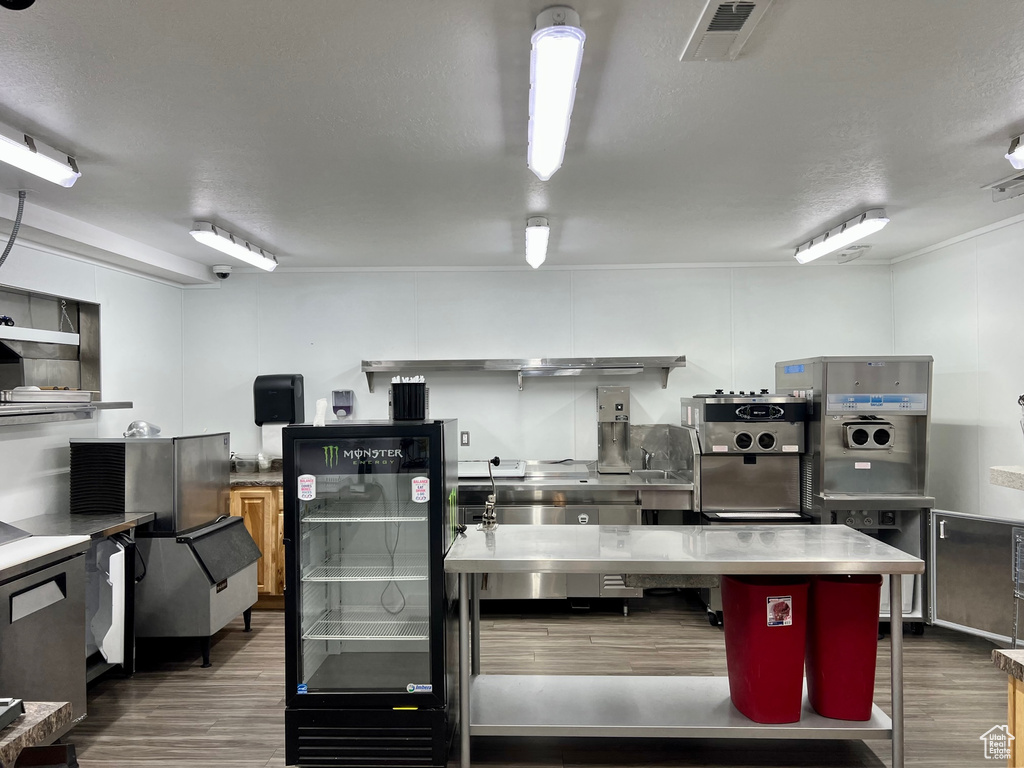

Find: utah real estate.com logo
<box><xmin>980</xmin><ymin>724</ymin><xmax>1014</xmax><ymax>760</ymax></box>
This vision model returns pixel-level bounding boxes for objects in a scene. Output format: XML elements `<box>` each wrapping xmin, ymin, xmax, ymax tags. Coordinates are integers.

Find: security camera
<box><xmin>212</xmin><ymin>265</ymin><xmax>232</xmax><ymax>280</ymax></box>
<box><xmin>0</xmin><ymin>0</ymin><xmax>37</xmax><ymax>9</ymax></box>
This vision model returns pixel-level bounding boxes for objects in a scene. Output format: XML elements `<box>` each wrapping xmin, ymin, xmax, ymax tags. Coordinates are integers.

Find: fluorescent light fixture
<box><xmin>0</xmin><ymin>121</ymin><xmax>81</xmax><ymax>187</ymax></box>
<box><xmin>525</xmin><ymin>216</ymin><xmax>549</xmax><ymax>268</ymax></box>
<box><xmin>528</xmin><ymin>7</ymin><xmax>586</xmax><ymax>181</ymax></box>
<box><xmin>1006</xmin><ymin>136</ymin><xmax>1024</xmax><ymax>170</ymax></box>
<box><xmin>189</xmin><ymin>221</ymin><xmax>278</xmax><ymax>271</ymax></box>
<box><xmin>794</xmin><ymin>209</ymin><xmax>890</xmax><ymax>264</ymax></box>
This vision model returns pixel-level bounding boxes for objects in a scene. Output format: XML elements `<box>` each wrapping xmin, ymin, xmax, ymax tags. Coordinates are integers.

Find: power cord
<box><xmin>0</xmin><ymin>191</ymin><xmax>26</xmax><ymax>271</ymax></box>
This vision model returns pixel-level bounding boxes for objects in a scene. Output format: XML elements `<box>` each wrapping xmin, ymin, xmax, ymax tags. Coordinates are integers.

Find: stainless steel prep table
<box><xmin>444</xmin><ymin>524</ymin><xmax>924</xmax><ymax>768</ymax></box>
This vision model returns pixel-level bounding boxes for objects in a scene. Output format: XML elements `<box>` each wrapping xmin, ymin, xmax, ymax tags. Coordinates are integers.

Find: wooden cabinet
<box><xmin>230</xmin><ymin>485</ymin><xmax>285</xmax><ymax>607</ymax></box>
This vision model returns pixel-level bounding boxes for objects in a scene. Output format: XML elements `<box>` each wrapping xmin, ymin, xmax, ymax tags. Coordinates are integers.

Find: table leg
<box><xmin>459</xmin><ymin>572</ymin><xmax>471</xmax><ymax>768</ymax></box>
<box><xmin>471</xmin><ymin>573</ymin><xmax>481</xmax><ymax>675</ymax></box>
<box><xmin>890</xmin><ymin>573</ymin><xmax>904</xmax><ymax>768</ymax></box>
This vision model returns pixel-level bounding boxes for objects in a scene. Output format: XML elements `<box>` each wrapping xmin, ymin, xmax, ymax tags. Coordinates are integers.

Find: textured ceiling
<box><xmin>1</xmin><ymin>0</ymin><xmax>1024</xmax><ymax>279</ymax></box>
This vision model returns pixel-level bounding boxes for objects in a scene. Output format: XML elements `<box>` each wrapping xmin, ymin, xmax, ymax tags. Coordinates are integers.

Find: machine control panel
<box><xmin>831</xmin><ymin>510</ymin><xmax>899</xmax><ymax>529</ymax></box>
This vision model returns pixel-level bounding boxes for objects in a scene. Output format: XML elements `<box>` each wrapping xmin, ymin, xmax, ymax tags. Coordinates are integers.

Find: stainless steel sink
<box><xmin>630</xmin><ymin>469</ymin><xmax>681</xmax><ymax>480</ymax></box>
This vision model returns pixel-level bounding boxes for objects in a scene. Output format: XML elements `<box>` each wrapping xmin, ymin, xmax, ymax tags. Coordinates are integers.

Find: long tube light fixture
<box><xmin>1006</xmin><ymin>135</ymin><xmax>1024</xmax><ymax>170</ymax></box>
<box><xmin>0</xmin><ymin>121</ymin><xmax>81</xmax><ymax>188</ymax></box>
<box><xmin>794</xmin><ymin>209</ymin><xmax>890</xmax><ymax>264</ymax></box>
<box><xmin>525</xmin><ymin>216</ymin><xmax>550</xmax><ymax>268</ymax></box>
<box><xmin>528</xmin><ymin>7</ymin><xmax>586</xmax><ymax>181</ymax></box>
<box><xmin>189</xmin><ymin>221</ymin><xmax>278</xmax><ymax>271</ymax></box>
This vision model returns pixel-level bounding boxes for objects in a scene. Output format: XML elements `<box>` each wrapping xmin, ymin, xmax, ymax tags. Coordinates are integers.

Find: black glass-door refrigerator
<box><xmin>284</xmin><ymin>420</ymin><xmax>460</xmax><ymax>767</ymax></box>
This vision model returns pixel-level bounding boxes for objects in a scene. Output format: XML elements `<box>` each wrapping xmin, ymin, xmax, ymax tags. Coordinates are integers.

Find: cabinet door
<box><xmin>230</xmin><ymin>487</ymin><xmax>276</xmax><ymax>595</ymax></box>
<box><xmin>933</xmin><ymin>514</ymin><xmax>1014</xmax><ymax>638</ymax></box>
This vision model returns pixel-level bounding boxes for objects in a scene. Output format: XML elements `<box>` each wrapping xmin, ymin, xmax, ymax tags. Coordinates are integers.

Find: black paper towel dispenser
<box><xmin>253</xmin><ymin>374</ymin><xmax>304</xmax><ymax>425</ymax></box>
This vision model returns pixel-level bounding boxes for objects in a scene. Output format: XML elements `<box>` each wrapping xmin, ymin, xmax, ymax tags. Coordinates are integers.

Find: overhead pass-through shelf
<box><xmin>360</xmin><ymin>356</ymin><xmax>686</xmax><ymax>392</ymax></box>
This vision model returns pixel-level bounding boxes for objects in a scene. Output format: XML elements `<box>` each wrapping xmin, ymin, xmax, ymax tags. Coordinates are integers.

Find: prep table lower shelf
<box><xmin>469</xmin><ymin>675</ymin><xmax>892</xmax><ymax>740</ymax></box>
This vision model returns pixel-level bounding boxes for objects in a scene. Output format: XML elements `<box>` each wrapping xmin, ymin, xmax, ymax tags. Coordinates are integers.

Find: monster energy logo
<box><xmin>324</xmin><ymin>446</ymin><xmax>339</xmax><ymax>468</ymax></box>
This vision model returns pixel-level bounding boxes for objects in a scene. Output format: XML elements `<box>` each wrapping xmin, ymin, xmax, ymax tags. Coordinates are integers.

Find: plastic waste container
<box><xmin>721</xmin><ymin>575</ymin><xmax>809</xmax><ymax>723</ymax></box>
<box><xmin>805</xmin><ymin>574</ymin><xmax>882</xmax><ymax>721</ymax></box>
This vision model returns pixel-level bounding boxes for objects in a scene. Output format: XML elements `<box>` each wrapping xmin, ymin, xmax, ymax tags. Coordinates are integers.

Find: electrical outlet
<box><xmin>460</xmin><ymin>431</ymin><xmax>470</xmax><ymax>447</ymax></box>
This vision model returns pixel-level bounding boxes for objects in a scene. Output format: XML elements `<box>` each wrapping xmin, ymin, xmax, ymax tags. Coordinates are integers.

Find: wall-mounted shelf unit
<box><xmin>361</xmin><ymin>356</ymin><xmax>686</xmax><ymax>392</ymax></box>
<box><xmin>0</xmin><ymin>400</ymin><xmax>133</xmax><ymax>427</ymax></box>
<box><xmin>990</xmin><ymin>466</ymin><xmax>1024</xmax><ymax>492</ymax></box>
<box><xmin>0</xmin><ymin>327</ymin><xmax>80</xmax><ymax>346</ymax></box>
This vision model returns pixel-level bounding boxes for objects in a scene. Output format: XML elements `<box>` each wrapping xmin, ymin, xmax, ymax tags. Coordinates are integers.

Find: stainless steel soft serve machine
<box><xmin>776</xmin><ymin>356</ymin><xmax>933</xmax><ymax>632</ymax></box>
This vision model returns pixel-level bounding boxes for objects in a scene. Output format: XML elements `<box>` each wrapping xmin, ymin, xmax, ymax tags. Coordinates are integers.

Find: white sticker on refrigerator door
<box><xmin>297</xmin><ymin>474</ymin><xmax>316</xmax><ymax>501</ymax></box>
<box><xmin>411</xmin><ymin>476</ymin><xmax>429</xmax><ymax>503</ymax></box>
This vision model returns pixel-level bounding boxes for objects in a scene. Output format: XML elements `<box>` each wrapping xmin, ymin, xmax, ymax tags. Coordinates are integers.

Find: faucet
<box><xmin>641</xmin><ymin>446</ymin><xmax>653</xmax><ymax>471</ymax></box>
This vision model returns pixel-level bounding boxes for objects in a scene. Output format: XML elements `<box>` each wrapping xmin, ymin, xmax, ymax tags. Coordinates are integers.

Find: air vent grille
<box><xmin>708</xmin><ymin>2</ymin><xmax>757</xmax><ymax>32</ymax></box>
<box><xmin>70</xmin><ymin>443</ymin><xmax>126</xmax><ymax>515</ymax></box>
<box><xmin>680</xmin><ymin>0</ymin><xmax>773</xmax><ymax>61</ymax></box>
<box><xmin>984</xmin><ymin>171</ymin><xmax>1024</xmax><ymax>202</ymax></box>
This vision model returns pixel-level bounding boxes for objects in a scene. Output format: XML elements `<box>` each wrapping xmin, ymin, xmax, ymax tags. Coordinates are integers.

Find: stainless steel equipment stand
<box><xmin>449</xmin><ymin>525</ymin><xmax>919</xmax><ymax>768</ymax></box>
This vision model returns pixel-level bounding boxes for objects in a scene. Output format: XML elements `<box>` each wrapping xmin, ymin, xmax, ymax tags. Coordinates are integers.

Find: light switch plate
<box><xmin>460</xmin><ymin>431</ymin><xmax>470</xmax><ymax>446</ymax></box>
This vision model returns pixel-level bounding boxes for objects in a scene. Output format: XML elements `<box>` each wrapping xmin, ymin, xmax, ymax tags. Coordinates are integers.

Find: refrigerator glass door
<box><xmin>295</xmin><ymin>436</ymin><xmax>433</xmax><ymax>694</ymax></box>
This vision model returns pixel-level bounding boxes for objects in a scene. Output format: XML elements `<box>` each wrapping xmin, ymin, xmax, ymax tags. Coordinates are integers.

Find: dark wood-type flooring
<box><xmin>71</xmin><ymin>592</ymin><xmax>1005</xmax><ymax>767</ymax></box>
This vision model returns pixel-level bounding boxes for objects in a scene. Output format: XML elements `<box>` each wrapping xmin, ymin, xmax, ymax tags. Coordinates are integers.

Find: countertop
<box><xmin>231</xmin><ymin>470</ymin><xmax>282</xmax><ymax>487</ymax></box>
<box><xmin>0</xmin><ymin>701</ymin><xmax>72</xmax><ymax>768</ymax></box>
<box><xmin>444</xmin><ymin>524</ymin><xmax>925</xmax><ymax>575</ymax></box>
<box><xmin>0</xmin><ymin>536</ymin><xmax>90</xmax><ymax>584</ymax></box>
<box><xmin>10</xmin><ymin>511</ymin><xmax>155</xmax><ymax>539</ymax></box>
<box><xmin>993</xmin><ymin>649</ymin><xmax>1024</xmax><ymax>681</ymax></box>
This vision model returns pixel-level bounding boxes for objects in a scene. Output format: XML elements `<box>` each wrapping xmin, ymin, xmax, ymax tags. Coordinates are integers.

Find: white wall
<box><xmin>182</xmin><ymin>264</ymin><xmax>895</xmax><ymax>460</ymax></box>
<box><xmin>894</xmin><ymin>220</ymin><xmax>1024</xmax><ymax>519</ymax></box>
<box><xmin>0</xmin><ymin>242</ymin><xmax>184</xmax><ymax>523</ymax></box>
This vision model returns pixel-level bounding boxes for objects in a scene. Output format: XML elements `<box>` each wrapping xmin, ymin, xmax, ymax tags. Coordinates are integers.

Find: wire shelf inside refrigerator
<box><xmin>302</xmin><ymin>608</ymin><xmax>430</xmax><ymax>641</ymax></box>
<box><xmin>301</xmin><ymin>500</ymin><xmax>428</xmax><ymax>523</ymax></box>
<box><xmin>302</xmin><ymin>554</ymin><xmax>429</xmax><ymax>582</ymax></box>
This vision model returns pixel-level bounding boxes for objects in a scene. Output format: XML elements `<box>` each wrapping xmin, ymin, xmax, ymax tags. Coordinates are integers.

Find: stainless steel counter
<box><xmin>444</xmin><ymin>524</ymin><xmax>924</xmax><ymax>576</ymax></box>
<box><xmin>0</xmin><ymin>536</ymin><xmax>90</xmax><ymax>583</ymax></box>
<box><xmin>449</xmin><ymin>524</ymin><xmax>921</xmax><ymax>768</ymax></box>
<box><xmin>11</xmin><ymin>512</ymin><xmax>155</xmax><ymax>539</ymax></box>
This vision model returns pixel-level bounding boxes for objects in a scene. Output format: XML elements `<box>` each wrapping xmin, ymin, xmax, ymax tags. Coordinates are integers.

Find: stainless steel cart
<box><xmin>445</xmin><ymin>524</ymin><xmax>924</xmax><ymax>768</ymax></box>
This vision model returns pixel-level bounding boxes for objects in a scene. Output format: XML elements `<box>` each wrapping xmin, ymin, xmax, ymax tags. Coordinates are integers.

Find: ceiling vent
<box><xmin>836</xmin><ymin>245</ymin><xmax>871</xmax><ymax>264</ymax></box>
<box><xmin>680</xmin><ymin>1</ymin><xmax>774</xmax><ymax>61</ymax></box>
<box><xmin>983</xmin><ymin>171</ymin><xmax>1024</xmax><ymax>203</ymax></box>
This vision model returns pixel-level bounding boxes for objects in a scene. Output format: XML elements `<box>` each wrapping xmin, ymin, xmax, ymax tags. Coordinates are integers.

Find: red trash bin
<box><xmin>805</xmin><ymin>574</ymin><xmax>882</xmax><ymax>721</ymax></box>
<box><xmin>721</xmin><ymin>575</ymin><xmax>809</xmax><ymax>724</ymax></box>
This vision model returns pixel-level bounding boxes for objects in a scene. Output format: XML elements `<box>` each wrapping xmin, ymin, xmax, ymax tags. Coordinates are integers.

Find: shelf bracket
<box><xmin>517</xmin><ymin>371</ymin><xmax>523</xmax><ymax>391</ymax></box>
<box><xmin>661</xmin><ymin>367</ymin><xmax>671</xmax><ymax>389</ymax></box>
<box><xmin>365</xmin><ymin>371</ymin><xmax>375</xmax><ymax>393</ymax></box>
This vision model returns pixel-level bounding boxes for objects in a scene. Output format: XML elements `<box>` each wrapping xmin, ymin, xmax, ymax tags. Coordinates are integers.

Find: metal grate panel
<box><xmin>800</xmin><ymin>454</ymin><xmax>813</xmax><ymax>512</ymax></box>
<box><xmin>303</xmin><ymin>555</ymin><xmax>428</xmax><ymax>582</ymax></box>
<box><xmin>708</xmin><ymin>2</ymin><xmax>756</xmax><ymax>31</ymax></box>
<box><xmin>303</xmin><ymin>608</ymin><xmax>429</xmax><ymax>641</ymax></box>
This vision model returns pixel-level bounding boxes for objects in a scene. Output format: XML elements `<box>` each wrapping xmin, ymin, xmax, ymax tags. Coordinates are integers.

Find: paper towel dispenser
<box><xmin>253</xmin><ymin>374</ymin><xmax>304</xmax><ymax>425</ymax></box>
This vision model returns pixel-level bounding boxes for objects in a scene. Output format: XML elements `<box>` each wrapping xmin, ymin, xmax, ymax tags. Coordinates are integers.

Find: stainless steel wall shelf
<box><xmin>0</xmin><ymin>400</ymin><xmax>133</xmax><ymax>427</ymax></box>
<box><xmin>361</xmin><ymin>356</ymin><xmax>686</xmax><ymax>392</ymax></box>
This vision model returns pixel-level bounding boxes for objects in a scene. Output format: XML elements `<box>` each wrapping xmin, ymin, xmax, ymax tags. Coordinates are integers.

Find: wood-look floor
<box><xmin>70</xmin><ymin>592</ymin><xmax>1005</xmax><ymax>767</ymax></box>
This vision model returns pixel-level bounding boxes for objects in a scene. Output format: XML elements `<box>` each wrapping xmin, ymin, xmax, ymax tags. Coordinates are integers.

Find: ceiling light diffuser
<box><xmin>189</xmin><ymin>222</ymin><xmax>278</xmax><ymax>272</ymax></box>
<box><xmin>525</xmin><ymin>216</ymin><xmax>550</xmax><ymax>269</ymax></box>
<box><xmin>0</xmin><ymin>121</ymin><xmax>81</xmax><ymax>188</ymax></box>
<box><xmin>528</xmin><ymin>7</ymin><xmax>586</xmax><ymax>182</ymax></box>
<box><xmin>1006</xmin><ymin>136</ymin><xmax>1024</xmax><ymax>170</ymax></box>
<box><xmin>794</xmin><ymin>209</ymin><xmax>890</xmax><ymax>264</ymax></box>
